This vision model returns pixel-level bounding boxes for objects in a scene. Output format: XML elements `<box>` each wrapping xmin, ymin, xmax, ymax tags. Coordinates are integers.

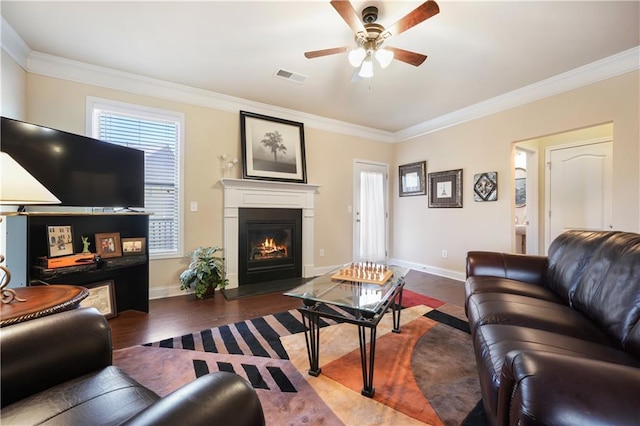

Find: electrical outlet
<box><xmin>441</xmin><ymin>249</ymin><xmax>448</xmax><ymax>258</ymax></box>
<box><xmin>319</xmin><ymin>249</ymin><xmax>325</xmax><ymax>257</ymax></box>
<box><xmin>190</xmin><ymin>201</ymin><xmax>198</xmax><ymax>212</ymax></box>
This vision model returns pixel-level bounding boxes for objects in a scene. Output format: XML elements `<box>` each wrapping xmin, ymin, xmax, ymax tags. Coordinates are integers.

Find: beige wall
<box><xmin>393</xmin><ymin>71</ymin><xmax>639</xmax><ymax>277</ymax></box>
<box><xmin>24</xmin><ymin>74</ymin><xmax>393</xmax><ymax>297</ymax></box>
<box><xmin>1</xmin><ymin>51</ymin><xmax>26</xmax><ymax>119</ymax></box>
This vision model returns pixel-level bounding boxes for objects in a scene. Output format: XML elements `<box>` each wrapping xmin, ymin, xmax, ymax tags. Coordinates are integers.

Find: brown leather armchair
<box><xmin>0</xmin><ymin>307</ymin><xmax>265</xmax><ymax>425</ymax></box>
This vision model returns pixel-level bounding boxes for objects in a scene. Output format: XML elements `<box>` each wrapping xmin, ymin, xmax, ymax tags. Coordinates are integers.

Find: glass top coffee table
<box><xmin>284</xmin><ymin>263</ymin><xmax>409</xmax><ymax>397</ymax></box>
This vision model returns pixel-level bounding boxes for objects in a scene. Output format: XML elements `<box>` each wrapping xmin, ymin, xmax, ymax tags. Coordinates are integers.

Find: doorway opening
<box><xmin>513</xmin><ymin>122</ymin><xmax>613</xmax><ymax>254</ymax></box>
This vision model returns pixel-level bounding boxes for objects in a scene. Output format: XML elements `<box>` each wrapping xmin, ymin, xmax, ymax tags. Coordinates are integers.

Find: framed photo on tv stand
<box><xmin>95</xmin><ymin>232</ymin><xmax>122</xmax><ymax>258</ymax></box>
<box><xmin>47</xmin><ymin>225</ymin><xmax>74</xmax><ymax>257</ymax></box>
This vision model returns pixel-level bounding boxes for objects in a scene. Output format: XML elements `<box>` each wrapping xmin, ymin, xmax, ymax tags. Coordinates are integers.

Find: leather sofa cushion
<box><xmin>1</xmin><ymin>366</ymin><xmax>159</xmax><ymax>426</ymax></box>
<box><xmin>546</xmin><ymin>230</ymin><xmax>618</xmax><ymax>304</ymax></box>
<box><xmin>472</xmin><ymin>324</ymin><xmax>640</xmax><ymax>425</ymax></box>
<box><xmin>571</xmin><ymin>232</ymin><xmax>640</xmax><ymax>356</ymax></box>
<box><xmin>465</xmin><ymin>276</ymin><xmax>562</xmax><ymax>304</ymax></box>
<box><xmin>467</xmin><ymin>292</ymin><xmax>613</xmax><ymax>345</ymax></box>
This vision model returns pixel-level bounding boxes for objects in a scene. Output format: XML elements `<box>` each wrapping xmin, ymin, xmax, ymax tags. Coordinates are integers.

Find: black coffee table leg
<box><xmin>358</xmin><ymin>324</ymin><xmax>377</xmax><ymax>397</ymax></box>
<box><xmin>392</xmin><ymin>289</ymin><xmax>403</xmax><ymax>333</ymax></box>
<box><xmin>301</xmin><ymin>310</ymin><xmax>322</xmax><ymax>376</ymax></box>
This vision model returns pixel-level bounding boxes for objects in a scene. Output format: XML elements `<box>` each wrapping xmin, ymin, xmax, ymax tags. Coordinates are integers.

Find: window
<box><xmin>88</xmin><ymin>97</ymin><xmax>183</xmax><ymax>258</ymax></box>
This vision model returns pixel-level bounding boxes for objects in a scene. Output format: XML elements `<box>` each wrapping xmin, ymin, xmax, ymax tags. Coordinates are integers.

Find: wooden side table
<box><xmin>0</xmin><ymin>285</ymin><xmax>89</xmax><ymax>327</ymax></box>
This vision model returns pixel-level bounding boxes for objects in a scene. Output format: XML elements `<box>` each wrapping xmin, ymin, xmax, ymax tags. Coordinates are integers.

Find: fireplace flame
<box><xmin>253</xmin><ymin>237</ymin><xmax>288</xmax><ymax>259</ymax></box>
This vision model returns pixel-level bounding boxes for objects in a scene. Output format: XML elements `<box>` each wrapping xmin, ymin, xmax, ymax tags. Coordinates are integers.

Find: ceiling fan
<box><xmin>304</xmin><ymin>0</ymin><xmax>440</xmax><ymax>78</ymax></box>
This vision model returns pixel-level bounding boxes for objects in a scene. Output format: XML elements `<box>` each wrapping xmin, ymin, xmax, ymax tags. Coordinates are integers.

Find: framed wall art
<box><xmin>515</xmin><ymin>167</ymin><xmax>526</xmax><ymax>207</ymax></box>
<box><xmin>47</xmin><ymin>225</ymin><xmax>74</xmax><ymax>257</ymax></box>
<box><xmin>79</xmin><ymin>280</ymin><xmax>117</xmax><ymax>319</ymax></box>
<box><xmin>399</xmin><ymin>161</ymin><xmax>426</xmax><ymax>197</ymax></box>
<box><xmin>95</xmin><ymin>232</ymin><xmax>122</xmax><ymax>258</ymax></box>
<box><xmin>240</xmin><ymin>110</ymin><xmax>307</xmax><ymax>183</ymax></box>
<box><xmin>122</xmin><ymin>237</ymin><xmax>146</xmax><ymax>255</ymax></box>
<box><xmin>473</xmin><ymin>171</ymin><xmax>498</xmax><ymax>202</ymax></box>
<box><xmin>428</xmin><ymin>169</ymin><xmax>463</xmax><ymax>208</ymax></box>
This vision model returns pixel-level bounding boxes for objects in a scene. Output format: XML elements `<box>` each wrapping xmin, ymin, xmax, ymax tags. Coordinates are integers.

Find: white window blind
<box><xmin>92</xmin><ymin>106</ymin><xmax>181</xmax><ymax>257</ymax></box>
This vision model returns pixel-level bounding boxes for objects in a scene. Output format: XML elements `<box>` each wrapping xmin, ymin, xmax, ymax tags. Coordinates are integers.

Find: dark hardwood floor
<box><xmin>108</xmin><ymin>270</ymin><xmax>465</xmax><ymax>350</ymax></box>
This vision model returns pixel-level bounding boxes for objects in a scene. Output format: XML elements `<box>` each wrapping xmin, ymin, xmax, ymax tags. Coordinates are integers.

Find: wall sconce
<box><xmin>219</xmin><ymin>154</ymin><xmax>238</xmax><ymax>177</ymax></box>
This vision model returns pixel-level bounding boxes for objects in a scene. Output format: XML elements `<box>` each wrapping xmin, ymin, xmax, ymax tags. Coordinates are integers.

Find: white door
<box><xmin>353</xmin><ymin>161</ymin><xmax>388</xmax><ymax>263</ymax></box>
<box><xmin>545</xmin><ymin>140</ymin><xmax>613</xmax><ymax>251</ymax></box>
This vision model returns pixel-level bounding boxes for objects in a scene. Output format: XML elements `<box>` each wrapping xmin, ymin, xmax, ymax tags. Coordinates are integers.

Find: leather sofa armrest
<box><xmin>499</xmin><ymin>350</ymin><xmax>640</xmax><ymax>426</ymax></box>
<box><xmin>466</xmin><ymin>251</ymin><xmax>548</xmax><ymax>284</ymax></box>
<box><xmin>123</xmin><ymin>372</ymin><xmax>265</xmax><ymax>426</ymax></box>
<box><xmin>0</xmin><ymin>307</ymin><xmax>112</xmax><ymax>407</ymax></box>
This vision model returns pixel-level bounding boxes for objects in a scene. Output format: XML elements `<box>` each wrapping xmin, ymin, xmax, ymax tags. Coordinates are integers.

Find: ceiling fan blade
<box><xmin>381</xmin><ymin>0</ymin><xmax>440</xmax><ymax>39</ymax></box>
<box><xmin>330</xmin><ymin>0</ymin><xmax>367</xmax><ymax>37</ymax></box>
<box><xmin>304</xmin><ymin>47</ymin><xmax>349</xmax><ymax>59</ymax></box>
<box><xmin>386</xmin><ymin>47</ymin><xmax>427</xmax><ymax>66</ymax></box>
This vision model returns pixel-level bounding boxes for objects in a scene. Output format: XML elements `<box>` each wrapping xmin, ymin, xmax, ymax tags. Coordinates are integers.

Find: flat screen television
<box><xmin>1</xmin><ymin>116</ymin><xmax>145</xmax><ymax>208</ymax></box>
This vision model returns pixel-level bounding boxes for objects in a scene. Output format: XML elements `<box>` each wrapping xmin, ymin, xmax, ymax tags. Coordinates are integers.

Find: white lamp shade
<box><xmin>358</xmin><ymin>58</ymin><xmax>374</xmax><ymax>78</ymax></box>
<box><xmin>0</xmin><ymin>152</ymin><xmax>61</xmax><ymax>205</ymax></box>
<box><xmin>348</xmin><ymin>47</ymin><xmax>366</xmax><ymax>67</ymax></box>
<box><xmin>375</xmin><ymin>48</ymin><xmax>394</xmax><ymax>68</ymax></box>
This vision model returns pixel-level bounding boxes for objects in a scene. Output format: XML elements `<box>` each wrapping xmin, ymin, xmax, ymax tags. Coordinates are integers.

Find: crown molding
<box><xmin>1</xmin><ymin>16</ymin><xmax>30</xmax><ymax>69</ymax></box>
<box><xmin>25</xmin><ymin>51</ymin><xmax>394</xmax><ymax>143</ymax></box>
<box><xmin>2</xmin><ymin>16</ymin><xmax>637</xmax><ymax>144</ymax></box>
<box><xmin>394</xmin><ymin>46</ymin><xmax>640</xmax><ymax>142</ymax></box>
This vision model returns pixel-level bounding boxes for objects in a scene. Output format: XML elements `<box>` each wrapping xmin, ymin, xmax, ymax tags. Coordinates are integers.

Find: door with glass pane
<box><xmin>353</xmin><ymin>161</ymin><xmax>389</xmax><ymax>263</ymax></box>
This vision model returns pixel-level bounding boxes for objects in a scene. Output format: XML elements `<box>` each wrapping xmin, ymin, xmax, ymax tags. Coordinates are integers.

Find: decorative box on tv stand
<box><xmin>36</xmin><ymin>254</ymin><xmax>97</xmax><ymax>269</ymax></box>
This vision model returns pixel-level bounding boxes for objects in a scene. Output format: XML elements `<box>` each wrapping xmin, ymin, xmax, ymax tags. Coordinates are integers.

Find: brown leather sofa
<box><xmin>465</xmin><ymin>230</ymin><xmax>640</xmax><ymax>425</ymax></box>
<box><xmin>0</xmin><ymin>307</ymin><xmax>265</xmax><ymax>425</ymax></box>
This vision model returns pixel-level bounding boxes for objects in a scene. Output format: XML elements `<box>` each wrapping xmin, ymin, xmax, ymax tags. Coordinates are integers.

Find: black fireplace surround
<box><xmin>238</xmin><ymin>208</ymin><xmax>302</xmax><ymax>285</ymax></box>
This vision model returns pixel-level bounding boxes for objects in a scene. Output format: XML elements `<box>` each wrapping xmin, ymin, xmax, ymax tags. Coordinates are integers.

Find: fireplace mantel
<box><xmin>220</xmin><ymin>178</ymin><xmax>320</xmax><ymax>288</ymax></box>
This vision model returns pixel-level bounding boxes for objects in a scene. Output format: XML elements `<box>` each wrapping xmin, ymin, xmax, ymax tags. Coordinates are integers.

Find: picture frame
<box><xmin>95</xmin><ymin>232</ymin><xmax>122</xmax><ymax>258</ymax></box>
<box><xmin>399</xmin><ymin>161</ymin><xmax>427</xmax><ymax>197</ymax></box>
<box><xmin>473</xmin><ymin>171</ymin><xmax>498</xmax><ymax>202</ymax></box>
<box><xmin>79</xmin><ymin>280</ymin><xmax>117</xmax><ymax>319</ymax></box>
<box><xmin>122</xmin><ymin>237</ymin><xmax>146</xmax><ymax>255</ymax></box>
<box><xmin>240</xmin><ymin>110</ymin><xmax>307</xmax><ymax>183</ymax></box>
<box><xmin>47</xmin><ymin>225</ymin><xmax>74</xmax><ymax>257</ymax></box>
<box><xmin>515</xmin><ymin>167</ymin><xmax>526</xmax><ymax>207</ymax></box>
<box><xmin>428</xmin><ymin>169</ymin><xmax>463</xmax><ymax>208</ymax></box>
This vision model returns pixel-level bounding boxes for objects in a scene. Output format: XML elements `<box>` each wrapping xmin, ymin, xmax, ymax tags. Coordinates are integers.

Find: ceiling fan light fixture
<box><xmin>375</xmin><ymin>48</ymin><xmax>394</xmax><ymax>68</ymax></box>
<box><xmin>359</xmin><ymin>57</ymin><xmax>374</xmax><ymax>78</ymax></box>
<box><xmin>348</xmin><ymin>47</ymin><xmax>366</xmax><ymax>67</ymax></box>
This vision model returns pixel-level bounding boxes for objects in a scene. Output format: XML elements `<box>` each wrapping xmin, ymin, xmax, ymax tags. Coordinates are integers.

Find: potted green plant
<box><xmin>179</xmin><ymin>246</ymin><xmax>228</xmax><ymax>299</ymax></box>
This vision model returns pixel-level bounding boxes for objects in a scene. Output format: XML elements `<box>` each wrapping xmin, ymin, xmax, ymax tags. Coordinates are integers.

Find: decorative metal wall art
<box><xmin>473</xmin><ymin>172</ymin><xmax>498</xmax><ymax>202</ymax></box>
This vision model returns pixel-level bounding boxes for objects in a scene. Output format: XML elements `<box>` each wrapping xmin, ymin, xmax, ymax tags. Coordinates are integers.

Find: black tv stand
<box><xmin>5</xmin><ymin>212</ymin><xmax>150</xmax><ymax>314</ymax></box>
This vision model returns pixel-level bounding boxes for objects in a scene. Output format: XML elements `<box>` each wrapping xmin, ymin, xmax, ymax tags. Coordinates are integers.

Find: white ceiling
<box><xmin>2</xmin><ymin>1</ymin><xmax>639</xmax><ymax>134</ymax></box>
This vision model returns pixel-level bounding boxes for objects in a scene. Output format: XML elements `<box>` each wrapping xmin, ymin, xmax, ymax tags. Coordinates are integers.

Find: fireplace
<box><xmin>238</xmin><ymin>208</ymin><xmax>302</xmax><ymax>285</ymax></box>
<box><xmin>220</xmin><ymin>178</ymin><xmax>319</xmax><ymax>289</ymax></box>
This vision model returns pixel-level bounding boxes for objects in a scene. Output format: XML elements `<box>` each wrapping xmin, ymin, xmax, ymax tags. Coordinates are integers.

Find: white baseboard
<box><xmin>387</xmin><ymin>258</ymin><xmax>466</xmax><ymax>282</ymax></box>
<box><xmin>149</xmin><ymin>286</ymin><xmax>192</xmax><ymax>300</ymax></box>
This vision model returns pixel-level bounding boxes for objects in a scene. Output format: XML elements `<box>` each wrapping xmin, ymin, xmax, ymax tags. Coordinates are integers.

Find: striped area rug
<box><xmin>114</xmin><ymin>292</ymin><xmax>485</xmax><ymax>425</ymax></box>
<box><xmin>142</xmin><ymin>304</ymin><xmax>353</xmax><ymax>358</ymax></box>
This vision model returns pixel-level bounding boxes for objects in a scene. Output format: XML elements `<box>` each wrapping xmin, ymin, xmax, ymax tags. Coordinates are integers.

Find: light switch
<box><xmin>190</xmin><ymin>201</ymin><xmax>198</xmax><ymax>212</ymax></box>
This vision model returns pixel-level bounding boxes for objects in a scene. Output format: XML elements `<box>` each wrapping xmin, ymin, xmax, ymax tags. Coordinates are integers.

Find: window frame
<box><xmin>86</xmin><ymin>96</ymin><xmax>185</xmax><ymax>260</ymax></box>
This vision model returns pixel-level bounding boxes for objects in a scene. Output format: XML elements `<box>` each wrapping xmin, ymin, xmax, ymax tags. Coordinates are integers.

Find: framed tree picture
<box><xmin>240</xmin><ymin>111</ymin><xmax>307</xmax><ymax>183</ymax></box>
<box><xmin>428</xmin><ymin>169</ymin><xmax>463</xmax><ymax>208</ymax></box>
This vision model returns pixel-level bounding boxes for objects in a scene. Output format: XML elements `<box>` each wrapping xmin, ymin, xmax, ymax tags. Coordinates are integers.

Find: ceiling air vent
<box><xmin>274</xmin><ymin>69</ymin><xmax>308</xmax><ymax>84</ymax></box>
